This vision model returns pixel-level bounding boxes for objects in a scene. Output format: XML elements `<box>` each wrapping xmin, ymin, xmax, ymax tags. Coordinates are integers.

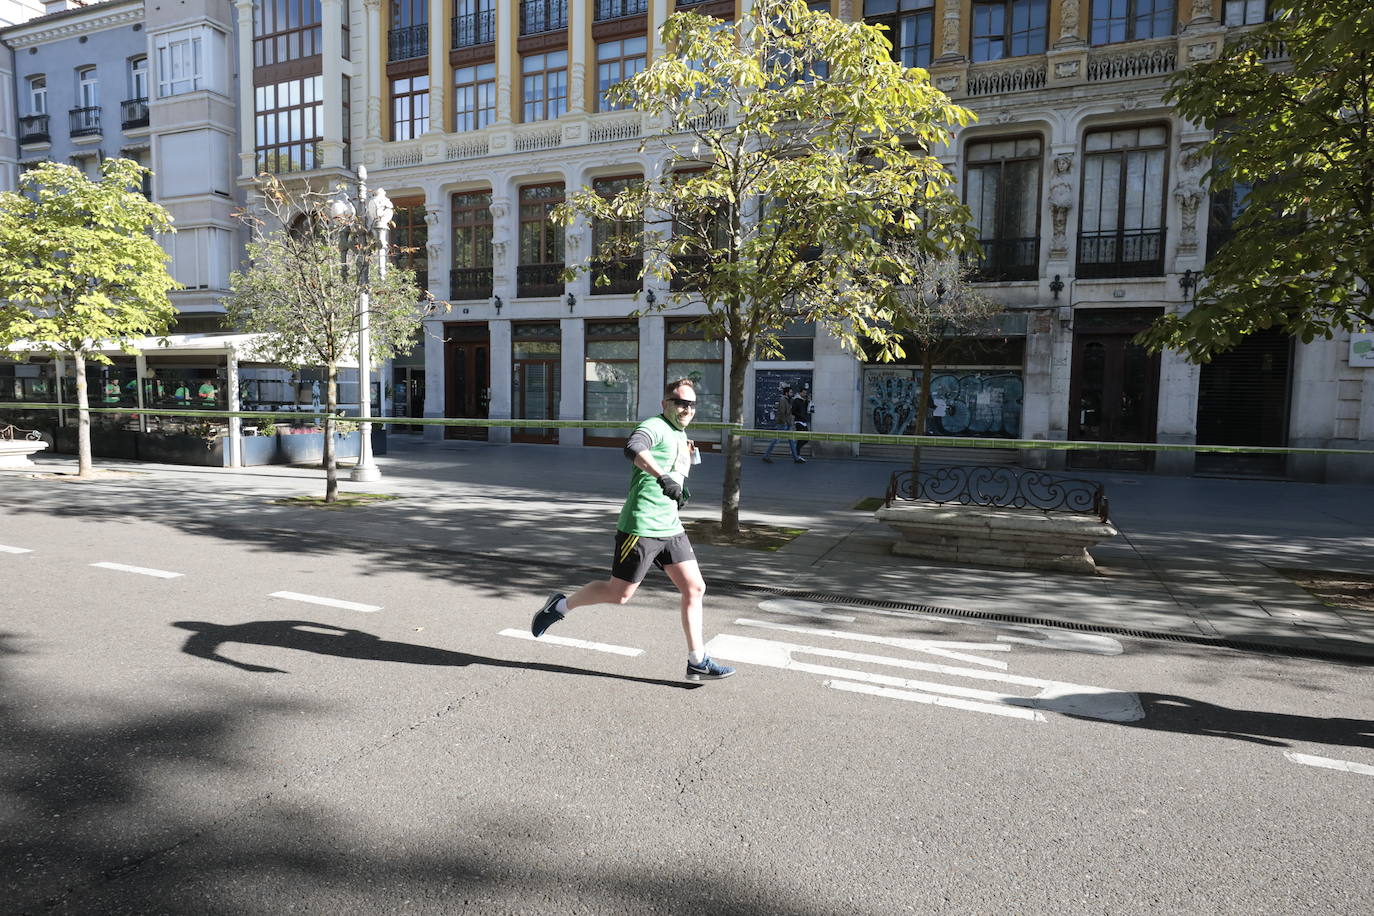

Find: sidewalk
<box><xmin>13</xmin><ymin>433</ymin><xmax>1374</xmax><ymax>662</ymax></box>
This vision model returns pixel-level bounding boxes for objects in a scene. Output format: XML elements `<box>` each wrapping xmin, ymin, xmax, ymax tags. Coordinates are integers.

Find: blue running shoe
<box><xmin>686</xmin><ymin>656</ymin><xmax>736</xmax><ymax>681</ymax></box>
<box><xmin>531</xmin><ymin>593</ymin><xmax>566</xmax><ymax>637</ymax></box>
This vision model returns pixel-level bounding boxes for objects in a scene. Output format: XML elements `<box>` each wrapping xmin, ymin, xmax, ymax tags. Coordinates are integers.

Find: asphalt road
<box><xmin>2</xmin><ymin>486</ymin><xmax>1372</xmax><ymax>915</ymax></box>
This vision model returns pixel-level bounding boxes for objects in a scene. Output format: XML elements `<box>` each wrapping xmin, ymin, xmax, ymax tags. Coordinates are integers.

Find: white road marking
<box><xmin>760</xmin><ymin>599</ymin><xmax>1124</xmax><ymax>656</ymax></box>
<box><xmin>756</xmin><ymin>598</ymin><xmax>856</xmax><ymax>622</ymax></box>
<box><xmin>268</xmin><ymin>591</ymin><xmax>381</xmax><ymax>612</ymax></box>
<box><xmin>1284</xmin><ymin>752</ymin><xmax>1374</xmax><ymax>778</ymax></box>
<box><xmin>704</xmin><ymin>632</ymin><xmax>1144</xmax><ymax>723</ymax></box>
<box><xmin>0</xmin><ymin>544</ymin><xmax>33</xmax><ymax>554</ymax></box>
<box><xmin>499</xmin><ymin>629</ymin><xmax>643</xmax><ymax>657</ymax></box>
<box><xmin>734</xmin><ymin>617</ymin><xmax>1012</xmax><ymax>669</ymax></box>
<box><xmin>825</xmin><ymin>679</ymin><xmax>1044</xmax><ymax>721</ymax></box>
<box><xmin>91</xmin><ymin>561</ymin><xmax>182</xmax><ymax>579</ymax></box>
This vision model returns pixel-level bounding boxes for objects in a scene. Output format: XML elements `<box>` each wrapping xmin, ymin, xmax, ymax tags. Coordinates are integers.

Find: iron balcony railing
<box><xmin>452</xmin><ymin>9</ymin><xmax>495</xmax><ymax>47</ymax></box>
<box><xmin>450</xmin><ymin>266</ymin><xmax>494</xmax><ymax>300</ymax></box>
<box><xmin>590</xmin><ymin>258</ymin><xmax>643</xmax><ymax>295</ymax></box>
<box><xmin>388</xmin><ymin>23</ymin><xmax>429</xmax><ymax>61</ymax></box>
<box><xmin>595</xmin><ymin>0</ymin><xmax>647</xmax><ymax>21</ymax></box>
<box><xmin>69</xmin><ymin>106</ymin><xmax>101</xmax><ymax>137</ymax></box>
<box><xmin>121</xmin><ymin>97</ymin><xmax>149</xmax><ymax>130</ymax></box>
<box><xmin>520</xmin><ymin>0</ymin><xmax>567</xmax><ymax>35</ymax></box>
<box><xmin>972</xmin><ymin>237</ymin><xmax>1039</xmax><ymax>282</ymax></box>
<box><xmin>18</xmin><ymin>114</ymin><xmax>49</xmax><ymax>144</ymax></box>
<box><xmin>1076</xmin><ymin>228</ymin><xmax>1164</xmax><ymax>279</ymax></box>
<box><xmin>517</xmin><ymin>262</ymin><xmax>564</xmax><ymax>298</ymax></box>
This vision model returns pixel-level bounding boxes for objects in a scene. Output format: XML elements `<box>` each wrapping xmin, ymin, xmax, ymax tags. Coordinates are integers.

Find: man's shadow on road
<box><xmin>172</xmin><ymin>620</ymin><xmax>700</xmax><ymax>690</ymax></box>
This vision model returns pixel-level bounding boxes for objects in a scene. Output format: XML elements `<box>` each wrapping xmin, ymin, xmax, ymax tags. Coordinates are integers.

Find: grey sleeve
<box><xmin>624</xmin><ymin>428</ymin><xmax>655</xmax><ymax>461</ymax></box>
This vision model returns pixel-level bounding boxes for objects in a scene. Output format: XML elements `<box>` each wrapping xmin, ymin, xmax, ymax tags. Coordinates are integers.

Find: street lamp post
<box><xmin>331</xmin><ymin>165</ymin><xmax>391</xmax><ymax>482</ymax></box>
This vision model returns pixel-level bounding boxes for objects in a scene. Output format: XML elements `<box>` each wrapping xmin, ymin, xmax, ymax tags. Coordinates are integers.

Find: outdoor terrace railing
<box><xmin>450</xmin><ymin>266</ymin><xmax>494</xmax><ymax>300</ymax></box>
<box><xmin>520</xmin><ymin>0</ymin><xmax>567</xmax><ymax>35</ymax></box>
<box><xmin>590</xmin><ymin>258</ymin><xmax>643</xmax><ymax>295</ymax></box>
<box><xmin>595</xmin><ymin>0</ymin><xmax>647</xmax><ymax>21</ymax></box>
<box><xmin>452</xmin><ymin>9</ymin><xmax>495</xmax><ymax>47</ymax></box>
<box><xmin>69</xmin><ymin>106</ymin><xmax>101</xmax><ymax>138</ymax></box>
<box><xmin>972</xmin><ymin>237</ymin><xmax>1040</xmax><ymax>282</ymax></box>
<box><xmin>121</xmin><ymin>97</ymin><xmax>149</xmax><ymax>130</ymax></box>
<box><xmin>1076</xmin><ymin>229</ymin><xmax>1164</xmax><ymax>279</ymax></box>
<box><xmin>517</xmin><ymin>262</ymin><xmax>564</xmax><ymax>298</ymax></box>
<box><xmin>885</xmin><ymin>465</ymin><xmax>1109</xmax><ymax>522</ymax></box>
<box><xmin>388</xmin><ymin>23</ymin><xmax>429</xmax><ymax>61</ymax></box>
<box><xmin>18</xmin><ymin>114</ymin><xmax>49</xmax><ymax>144</ymax></box>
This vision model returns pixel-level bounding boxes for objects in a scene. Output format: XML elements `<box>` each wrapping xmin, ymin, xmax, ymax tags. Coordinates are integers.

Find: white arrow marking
<box><xmin>825</xmin><ymin>679</ymin><xmax>1044</xmax><ymax>721</ymax></box>
<box><xmin>1284</xmin><ymin>752</ymin><xmax>1374</xmax><ymax>778</ymax></box>
<box><xmin>268</xmin><ymin>591</ymin><xmax>381</xmax><ymax>612</ymax></box>
<box><xmin>757</xmin><ymin>598</ymin><xmax>856</xmax><ymax>622</ymax></box>
<box><xmin>0</xmin><ymin>544</ymin><xmax>33</xmax><ymax>554</ymax></box>
<box><xmin>759</xmin><ymin>599</ymin><xmax>1124</xmax><ymax>656</ymax></box>
<box><xmin>499</xmin><ymin>629</ymin><xmax>643</xmax><ymax>657</ymax></box>
<box><xmin>91</xmin><ymin>561</ymin><xmax>182</xmax><ymax>579</ymax></box>
<box><xmin>704</xmin><ymin>633</ymin><xmax>1144</xmax><ymax>722</ymax></box>
<box><xmin>734</xmin><ymin>617</ymin><xmax>1011</xmax><ymax>669</ymax></box>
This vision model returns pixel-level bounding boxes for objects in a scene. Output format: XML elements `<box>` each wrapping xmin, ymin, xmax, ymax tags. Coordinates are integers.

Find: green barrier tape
<box><xmin>2</xmin><ymin>402</ymin><xmax>1371</xmax><ymax>457</ymax></box>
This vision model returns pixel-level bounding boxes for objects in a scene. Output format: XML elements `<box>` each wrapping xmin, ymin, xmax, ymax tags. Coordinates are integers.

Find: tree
<box><xmin>882</xmin><ymin>248</ymin><xmax>1001</xmax><ymax>473</ymax></box>
<box><xmin>1140</xmin><ymin>0</ymin><xmax>1374</xmax><ymax>361</ymax></box>
<box><xmin>226</xmin><ymin>176</ymin><xmax>426</xmax><ymax>502</ymax></box>
<box><xmin>556</xmin><ymin>0</ymin><xmax>978</xmax><ymax>536</ymax></box>
<box><xmin>0</xmin><ymin>158</ymin><xmax>179</xmax><ymax>476</ymax></box>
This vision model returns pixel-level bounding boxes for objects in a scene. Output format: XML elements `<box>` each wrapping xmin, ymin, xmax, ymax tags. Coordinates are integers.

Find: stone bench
<box><xmin>874</xmin><ymin>466</ymin><xmax>1118</xmax><ymax>574</ymax></box>
<box><xmin>0</xmin><ymin>426</ymin><xmax>49</xmax><ymax>468</ymax></box>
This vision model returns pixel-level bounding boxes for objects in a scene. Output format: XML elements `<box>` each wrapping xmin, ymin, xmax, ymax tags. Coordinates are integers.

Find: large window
<box><xmin>254</xmin><ymin>76</ymin><xmax>323</xmax><ymax>174</ymax></box>
<box><xmin>1090</xmin><ymin>0</ymin><xmax>1174</xmax><ymax>45</ymax></box>
<box><xmin>966</xmin><ymin>136</ymin><xmax>1042</xmax><ymax>281</ymax></box>
<box><xmin>591</xmin><ymin>176</ymin><xmax>643</xmax><ymax>294</ymax></box>
<box><xmin>596</xmin><ymin>36</ymin><xmax>647</xmax><ymax>112</ymax></box>
<box><xmin>453</xmin><ymin>63</ymin><xmax>496</xmax><ymax>132</ymax></box>
<box><xmin>391</xmin><ymin>75</ymin><xmax>429</xmax><ymax>140</ymax></box>
<box><xmin>388</xmin><ymin>0</ymin><xmax>428</xmax><ymax>61</ymax></box>
<box><xmin>389</xmin><ymin>198</ymin><xmax>429</xmax><ymax>294</ymax></box>
<box><xmin>1223</xmin><ymin>0</ymin><xmax>1265</xmax><ymax>26</ymax></box>
<box><xmin>27</xmin><ymin>76</ymin><xmax>46</xmax><ymax>114</ymax></box>
<box><xmin>1079</xmin><ymin>125</ymin><xmax>1167</xmax><ymax>278</ymax></box>
<box><xmin>252</xmin><ymin>0</ymin><xmax>321</xmax><ymax>68</ymax></box>
<box><xmin>451</xmin><ymin>190</ymin><xmax>493</xmax><ymax>300</ymax></box>
<box><xmin>864</xmin><ymin>0</ymin><xmax>934</xmax><ymax>70</ymax></box>
<box><xmin>522</xmin><ymin>50</ymin><xmax>568</xmax><ymax>122</ymax></box>
<box><xmin>665</xmin><ymin>319</ymin><xmax>724</xmax><ymax>446</ymax></box>
<box><xmin>971</xmin><ymin>0</ymin><xmax>1048</xmax><ymax>62</ymax></box>
<box><xmin>129</xmin><ymin>56</ymin><xmax>148</xmax><ymax>101</ymax></box>
<box><xmin>512</xmin><ymin>322</ymin><xmax>561</xmax><ymax>443</ymax></box>
<box><xmin>585</xmin><ymin>320</ymin><xmax>640</xmax><ymax>446</ymax></box>
<box><xmin>518</xmin><ymin>183</ymin><xmax>565</xmax><ymax>297</ymax></box>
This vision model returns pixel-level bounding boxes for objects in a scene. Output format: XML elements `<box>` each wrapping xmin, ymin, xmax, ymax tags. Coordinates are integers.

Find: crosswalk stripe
<box><xmin>1284</xmin><ymin>752</ymin><xmax>1374</xmax><ymax>778</ymax></box>
<box><xmin>91</xmin><ymin>561</ymin><xmax>182</xmax><ymax>579</ymax></box>
<box><xmin>499</xmin><ymin>629</ymin><xmax>643</xmax><ymax>657</ymax></box>
<box><xmin>734</xmin><ymin>617</ymin><xmax>1011</xmax><ymax>669</ymax></box>
<box><xmin>268</xmin><ymin>591</ymin><xmax>381</xmax><ymax>612</ymax></box>
<box><xmin>825</xmin><ymin>679</ymin><xmax>1045</xmax><ymax>721</ymax></box>
<box><xmin>0</xmin><ymin>545</ymin><xmax>33</xmax><ymax>554</ymax></box>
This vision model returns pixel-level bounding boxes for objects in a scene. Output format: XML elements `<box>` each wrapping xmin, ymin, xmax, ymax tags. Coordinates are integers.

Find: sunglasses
<box><xmin>668</xmin><ymin>398</ymin><xmax>698</xmax><ymax>409</ymax></box>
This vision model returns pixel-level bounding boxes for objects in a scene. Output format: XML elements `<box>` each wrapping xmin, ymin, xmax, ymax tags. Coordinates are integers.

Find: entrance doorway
<box><xmin>1068</xmin><ymin>308</ymin><xmax>1162</xmax><ymax>471</ymax></box>
<box><xmin>390</xmin><ymin>366</ymin><xmax>425</xmax><ymax>432</ymax></box>
<box><xmin>512</xmin><ymin>321</ymin><xmax>561</xmax><ymax>444</ymax></box>
<box><xmin>444</xmin><ymin>323</ymin><xmax>490</xmax><ymax>440</ymax></box>
<box><xmin>1194</xmin><ymin>328</ymin><xmax>1292</xmax><ymax>477</ymax></box>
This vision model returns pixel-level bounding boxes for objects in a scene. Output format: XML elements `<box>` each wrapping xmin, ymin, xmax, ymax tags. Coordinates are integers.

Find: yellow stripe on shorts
<box><xmin>618</xmin><ymin>535</ymin><xmax>639</xmax><ymax>564</ymax></box>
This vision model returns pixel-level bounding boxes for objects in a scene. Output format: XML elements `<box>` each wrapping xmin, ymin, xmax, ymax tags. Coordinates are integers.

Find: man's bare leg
<box><xmin>663</xmin><ymin>560</ymin><xmax>706</xmax><ymax>655</ymax></box>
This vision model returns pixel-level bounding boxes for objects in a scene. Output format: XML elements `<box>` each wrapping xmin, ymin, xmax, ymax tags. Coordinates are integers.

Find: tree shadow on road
<box><xmin>1061</xmin><ymin>692</ymin><xmax>1374</xmax><ymax>750</ymax></box>
<box><xmin>172</xmin><ymin>619</ymin><xmax>699</xmax><ymax>690</ymax></box>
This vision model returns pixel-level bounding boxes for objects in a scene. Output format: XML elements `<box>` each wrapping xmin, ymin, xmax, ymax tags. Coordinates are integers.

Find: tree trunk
<box><xmin>324</xmin><ymin>365</ymin><xmax>338</xmax><ymax>503</ymax></box>
<box><xmin>719</xmin><ymin>338</ymin><xmax>750</xmax><ymax>538</ymax></box>
<box><xmin>910</xmin><ymin>349</ymin><xmax>934</xmax><ymax>478</ymax></box>
<box><xmin>73</xmin><ymin>350</ymin><xmax>92</xmax><ymax>477</ymax></box>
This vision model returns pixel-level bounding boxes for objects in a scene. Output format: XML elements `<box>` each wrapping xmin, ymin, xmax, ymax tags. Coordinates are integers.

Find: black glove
<box><xmin>657</xmin><ymin>474</ymin><xmax>686</xmax><ymax>507</ymax></box>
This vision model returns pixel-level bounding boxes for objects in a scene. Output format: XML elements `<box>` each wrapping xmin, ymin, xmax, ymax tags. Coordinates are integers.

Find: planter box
<box><xmin>276</xmin><ymin>431</ymin><xmax>361</xmax><ymax>465</ymax></box>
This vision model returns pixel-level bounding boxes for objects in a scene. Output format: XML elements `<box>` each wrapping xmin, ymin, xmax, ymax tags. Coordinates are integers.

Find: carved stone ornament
<box><xmin>491</xmin><ymin>240</ymin><xmax>508</xmax><ymax>270</ymax></box>
<box><xmin>1187</xmin><ymin>40</ymin><xmax>1218</xmax><ymax>62</ymax></box>
<box><xmin>1189</xmin><ymin>0</ymin><xmax>1213</xmax><ymax>21</ymax></box>
<box><xmin>941</xmin><ymin>13</ymin><xmax>961</xmax><ymax>55</ymax></box>
<box><xmin>1173</xmin><ymin>181</ymin><xmax>1204</xmax><ymax>251</ymax></box>
<box><xmin>1120</xmin><ymin>96</ymin><xmax>1142</xmax><ymax>111</ymax></box>
<box><xmin>1059</xmin><ymin>0</ymin><xmax>1081</xmax><ymax>40</ymax></box>
<box><xmin>1179</xmin><ymin>142</ymin><xmax>1207</xmax><ymax>174</ymax></box>
<box><xmin>995</xmin><ymin>110</ymin><xmax>1015</xmax><ymax>124</ymax></box>
<box><xmin>936</xmin><ymin>75</ymin><xmax>960</xmax><ymax>93</ymax></box>
<box><xmin>1048</xmin><ymin>155</ymin><xmax>1075</xmax><ymax>257</ymax></box>
<box><xmin>1055</xmin><ymin>60</ymin><xmax>1081</xmax><ymax>79</ymax></box>
<box><xmin>489</xmin><ymin>201</ymin><xmax>510</xmax><ymax>221</ymax></box>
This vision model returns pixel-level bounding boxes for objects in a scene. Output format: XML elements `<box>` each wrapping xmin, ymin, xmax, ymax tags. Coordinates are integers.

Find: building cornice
<box><xmin>3</xmin><ymin>2</ymin><xmax>141</xmax><ymax>49</ymax></box>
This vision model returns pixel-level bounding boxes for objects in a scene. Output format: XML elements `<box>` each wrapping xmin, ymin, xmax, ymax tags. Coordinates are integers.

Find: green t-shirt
<box><xmin>617</xmin><ymin>414</ymin><xmax>692</xmax><ymax>537</ymax></box>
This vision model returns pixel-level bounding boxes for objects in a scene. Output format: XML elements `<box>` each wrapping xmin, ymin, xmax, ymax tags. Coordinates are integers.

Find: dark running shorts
<box><xmin>611</xmin><ymin>530</ymin><xmax>696</xmax><ymax>583</ymax></box>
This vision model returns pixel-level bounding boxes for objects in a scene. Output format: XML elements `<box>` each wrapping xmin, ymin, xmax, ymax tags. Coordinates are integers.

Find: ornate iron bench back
<box><xmin>0</xmin><ymin>425</ymin><xmax>44</xmax><ymax>442</ymax></box>
<box><xmin>885</xmin><ymin>466</ymin><xmax>1109</xmax><ymax>523</ymax></box>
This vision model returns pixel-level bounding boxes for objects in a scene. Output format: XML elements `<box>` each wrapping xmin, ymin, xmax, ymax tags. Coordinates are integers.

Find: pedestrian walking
<box><xmin>530</xmin><ymin>378</ymin><xmax>736</xmax><ymax>682</ymax></box>
<box><xmin>762</xmin><ymin>385</ymin><xmax>805</xmax><ymax>464</ymax></box>
<box><xmin>791</xmin><ymin>388</ymin><xmax>813</xmax><ymax>457</ymax></box>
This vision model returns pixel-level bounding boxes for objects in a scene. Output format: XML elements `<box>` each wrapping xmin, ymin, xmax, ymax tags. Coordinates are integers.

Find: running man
<box><xmin>531</xmin><ymin>378</ymin><xmax>736</xmax><ymax>681</ymax></box>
